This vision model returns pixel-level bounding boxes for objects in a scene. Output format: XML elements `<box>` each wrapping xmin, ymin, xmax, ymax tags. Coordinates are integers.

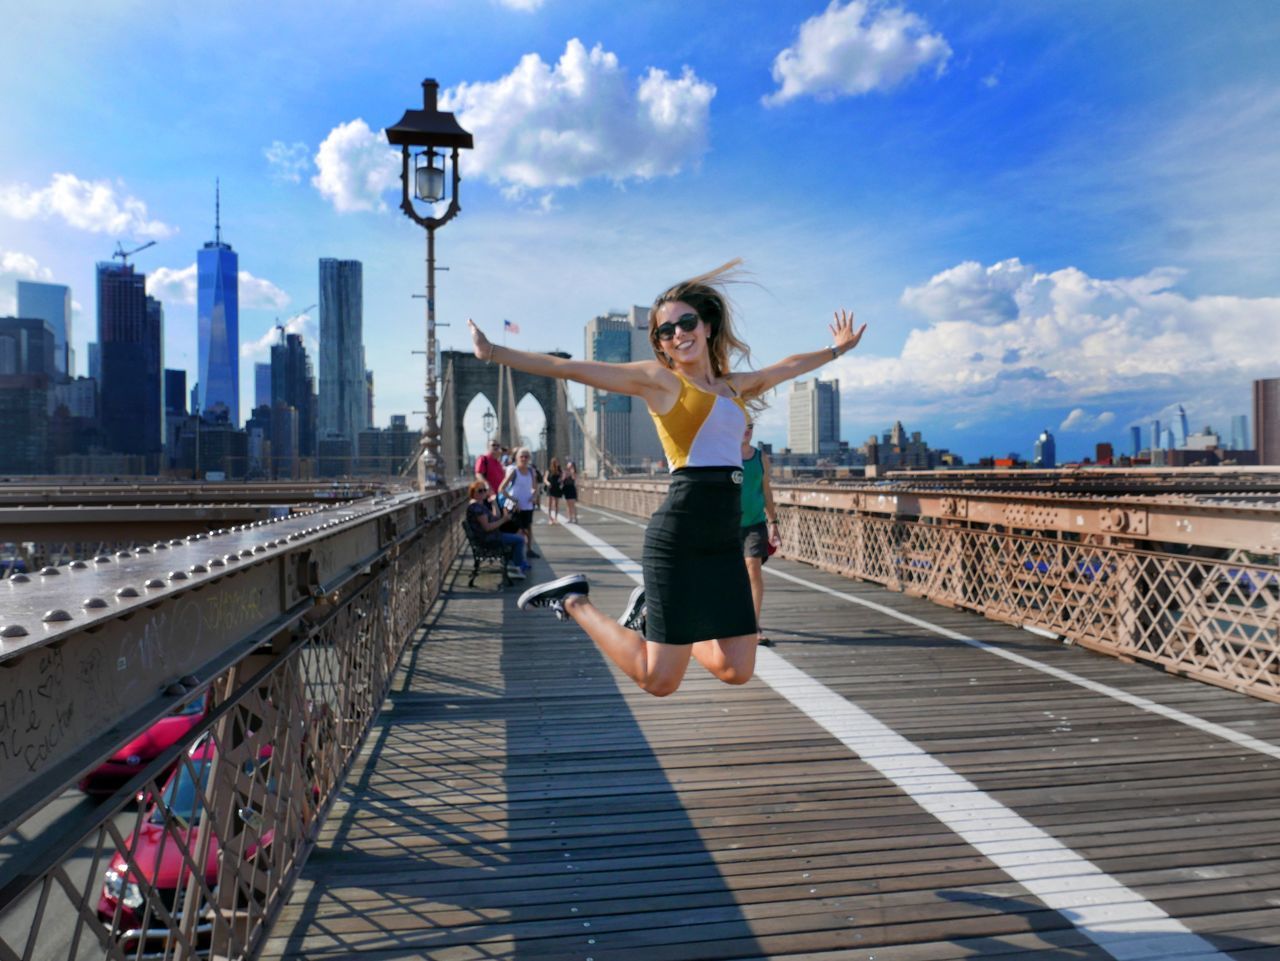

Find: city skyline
<box><xmin>2</xmin><ymin>1</ymin><xmax>1279</xmax><ymax>462</ymax></box>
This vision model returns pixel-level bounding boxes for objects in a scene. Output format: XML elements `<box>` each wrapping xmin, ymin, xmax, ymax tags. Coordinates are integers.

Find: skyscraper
<box><xmin>582</xmin><ymin>306</ymin><xmax>661</xmax><ymax>474</ymax></box>
<box><xmin>1150</xmin><ymin>419</ymin><xmax>1162</xmax><ymax>452</ymax></box>
<box><xmin>17</xmin><ymin>281</ymin><xmax>72</xmax><ymax>378</ymax></box>
<box><xmin>789</xmin><ymin>378</ymin><xmax>840</xmax><ymax>454</ymax></box>
<box><xmin>97</xmin><ymin>262</ymin><xmax>162</xmax><ymax>460</ymax></box>
<box><xmin>1231</xmin><ymin>414</ymin><xmax>1250</xmax><ymax>451</ymax></box>
<box><xmin>1175</xmin><ymin>405</ymin><xmax>1189</xmax><ymax>449</ymax></box>
<box><xmin>197</xmin><ymin>182</ymin><xmax>239</xmax><ymax>423</ymax></box>
<box><xmin>0</xmin><ymin>317</ymin><xmax>57</xmax><ymax>376</ymax></box>
<box><xmin>318</xmin><ymin>258</ymin><xmax>365</xmax><ymax>443</ymax></box>
<box><xmin>271</xmin><ymin>331</ymin><xmax>317</xmax><ymax>457</ymax></box>
<box><xmin>1033</xmin><ymin>428</ymin><xmax>1056</xmax><ymax>468</ymax></box>
<box><xmin>255</xmin><ymin>362</ymin><xmax>272</xmax><ymax>409</ymax></box>
<box><xmin>1254</xmin><ymin>378</ymin><xmax>1280</xmax><ymax>465</ymax></box>
<box><xmin>1130</xmin><ymin>425</ymin><xmax>1142</xmax><ymax>457</ymax></box>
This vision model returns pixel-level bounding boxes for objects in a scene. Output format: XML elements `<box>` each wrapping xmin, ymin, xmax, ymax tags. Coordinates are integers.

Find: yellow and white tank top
<box><xmin>650</xmin><ymin>372</ymin><xmax>748</xmax><ymax>471</ymax></box>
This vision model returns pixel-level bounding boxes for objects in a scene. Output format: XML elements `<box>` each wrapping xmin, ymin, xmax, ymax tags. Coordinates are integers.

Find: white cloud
<box><xmin>0</xmin><ymin>249</ymin><xmax>54</xmax><ymax>313</ymax></box>
<box><xmin>311</xmin><ymin>119</ymin><xmax>400</xmax><ymax>213</ymax></box>
<box><xmin>495</xmin><ymin>0</ymin><xmax>544</xmax><ymax>8</ymax></box>
<box><xmin>264</xmin><ymin>140</ymin><xmax>312</xmax><ymax>183</ymax></box>
<box><xmin>829</xmin><ymin>257</ymin><xmax>1280</xmax><ymax>423</ymax></box>
<box><xmin>1060</xmin><ymin>408</ymin><xmax>1115</xmax><ymax>432</ymax></box>
<box><xmin>0</xmin><ymin>173</ymin><xmax>175</xmax><ymax>238</ymax></box>
<box><xmin>241</xmin><ymin>310</ymin><xmax>317</xmax><ymax>361</ymax></box>
<box><xmin>764</xmin><ymin>0</ymin><xmax>951</xmax><ymax>107</ymax></box>
<box><xmin>146</xmin><ymin>263</ymin><xmax>288</xmax><ymax>309</ymax></box>
<box><xmin>440</xmin><ymin>39</ymin><xmax>715</xmax><ymax>191</ymax></box>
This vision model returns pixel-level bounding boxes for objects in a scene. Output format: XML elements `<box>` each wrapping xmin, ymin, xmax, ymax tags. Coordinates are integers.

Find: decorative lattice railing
<box><xmin>581</xmin><ymin>478</ymin><xmax>1280</xmax><ymax>704</ymax></box>
<box><xmin>0</xmin><ymin>487</ymin><xmax>465</xmax><ymax>960</ymax></box>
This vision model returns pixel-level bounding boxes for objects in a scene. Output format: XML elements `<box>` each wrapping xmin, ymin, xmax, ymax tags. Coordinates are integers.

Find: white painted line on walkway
<box><xmin>561</xmin><ymin>508</ymin><xmax>1236</xmax><ymax>961</ymax></box>
<box><xmin>580</xmin><ymin>504</ymin><xmax>1280</xmax><ymax>764</ymax></box>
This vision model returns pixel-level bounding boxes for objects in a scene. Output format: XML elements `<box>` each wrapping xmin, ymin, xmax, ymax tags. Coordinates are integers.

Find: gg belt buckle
<box><xmin>730</xmin><ymin>469</ymin><xmax>743</xmax><ymax>485</ymax></box>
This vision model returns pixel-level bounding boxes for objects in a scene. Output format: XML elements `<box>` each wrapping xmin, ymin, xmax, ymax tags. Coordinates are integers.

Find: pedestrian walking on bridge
<box><xmin>467</xmin><ymin>260</ymin><xmax>864</xmax><ymax>697</ymax></box>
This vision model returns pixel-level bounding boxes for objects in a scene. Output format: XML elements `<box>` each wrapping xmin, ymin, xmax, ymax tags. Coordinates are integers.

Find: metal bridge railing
<box><xmin>581</xmin><ymin>477</ymin><xmax>1280</xmax><ymax>704</ymax></box>
<box><xmin>0</xmin><ymin>486</ymin><xmax>465</xmax><ymax>960</ymax></box>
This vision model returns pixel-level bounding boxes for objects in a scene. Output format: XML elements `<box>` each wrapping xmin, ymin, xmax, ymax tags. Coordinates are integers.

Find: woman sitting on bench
<box><xmin>466</xmin><ymin>480</ymin><xmax>529</xmax><ymax>580</ymax></box>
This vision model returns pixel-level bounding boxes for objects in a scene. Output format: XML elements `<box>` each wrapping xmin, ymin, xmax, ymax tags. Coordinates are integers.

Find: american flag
<box><xmin>503</xmin><ymin>319</ymin><xmax>520</xmax><ymax>335</ymax></box>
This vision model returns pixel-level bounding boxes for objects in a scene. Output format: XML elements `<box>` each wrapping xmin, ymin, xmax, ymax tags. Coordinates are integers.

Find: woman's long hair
<box><xmin>650</xmin><ymin>259</ymin><xmax>754</xmax><ymax>382</ymax></box>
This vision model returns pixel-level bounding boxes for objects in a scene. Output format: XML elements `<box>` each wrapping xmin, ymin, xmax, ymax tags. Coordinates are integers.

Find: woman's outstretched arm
<box><xmin>468</xmin><ymin>319</ymin><xmax>678</xmax><ymax>409</ymax></box>
<box><xmin>732</xmin><ymin>309</ymin><xmax>866</xmax><ymax>397</ymax></box>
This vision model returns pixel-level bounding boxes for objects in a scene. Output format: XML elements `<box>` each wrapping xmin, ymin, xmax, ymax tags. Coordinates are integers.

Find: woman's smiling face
<box><xmin>653</xmin><ymin>300</ymin><xmax>707</xmax><ymax>366</ymax></box>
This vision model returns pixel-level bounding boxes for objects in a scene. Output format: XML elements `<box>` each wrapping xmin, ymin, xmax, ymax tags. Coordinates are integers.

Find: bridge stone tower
<box><xmin>440</xmin><ymin>349</ymin><xmax>571</xmax><ymax>481</ymax></box>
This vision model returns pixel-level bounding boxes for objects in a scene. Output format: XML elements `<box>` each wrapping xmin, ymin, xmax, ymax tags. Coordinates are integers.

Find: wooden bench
<box><xmin>462</xmin><ymin>519</ymin><xmax>513</xmax><ymax>588</ymax></box>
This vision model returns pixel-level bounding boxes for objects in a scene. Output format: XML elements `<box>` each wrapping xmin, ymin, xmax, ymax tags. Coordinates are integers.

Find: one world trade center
<box><xmin>197</xmin><ymin>181</ymin><xmax>239</xmax><ymax>423</ymax></box>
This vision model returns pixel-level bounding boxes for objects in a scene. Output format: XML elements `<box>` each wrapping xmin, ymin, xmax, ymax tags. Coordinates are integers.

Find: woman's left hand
<box><xmin>467</xmin><ymin>319</ymin><xmax>492</xmax><ymax>362</ymax></box>
<box><xmin>830</xmin><ymin>309</ymin><xmax>866</xmax><ymax>356</ymax></box>
<box><xmin>768</xmin><ymin>525</ymin><xmax>782</xmax><ymax>550</ymax></box>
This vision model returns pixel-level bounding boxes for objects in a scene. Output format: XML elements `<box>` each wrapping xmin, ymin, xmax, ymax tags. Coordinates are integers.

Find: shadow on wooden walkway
<box><xmin>263</xmin><ymin>506</ymin><xmax>1280</xmax><ymax>961</ymax></box>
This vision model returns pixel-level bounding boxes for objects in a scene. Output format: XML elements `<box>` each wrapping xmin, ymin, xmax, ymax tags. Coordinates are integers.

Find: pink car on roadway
<box><xmin>79</xmin><ymin>694</ymin><xmax>209</xmax><ymax>798</ymax></box>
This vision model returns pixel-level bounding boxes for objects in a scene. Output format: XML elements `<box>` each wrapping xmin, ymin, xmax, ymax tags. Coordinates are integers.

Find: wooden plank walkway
<box><xmin>263</xmin><ymin>505</ymin><xmax>1280</xmax><ymax>961</ymax></box>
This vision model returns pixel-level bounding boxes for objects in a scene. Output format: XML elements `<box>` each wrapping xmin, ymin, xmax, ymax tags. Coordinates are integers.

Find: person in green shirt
<box><xmin>740</xmin><ymin>421</ymin><xmax>781</xmax><ymax>647</ymax></box>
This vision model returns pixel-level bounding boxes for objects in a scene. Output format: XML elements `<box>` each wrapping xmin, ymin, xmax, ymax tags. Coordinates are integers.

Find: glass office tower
<box><xmin>17</xmin><ymin>280</ymin><xmax>72</xmax><ymax>377</ymax></box>
<box><xmin>318</xmin><ymin>258</ymin><xmax>364</xmax><ymax>443</ymax></box>
<box><xmin>197</xmin><ymin>183</ymin><xmax>239</xmax><ymax>423</ymax></box>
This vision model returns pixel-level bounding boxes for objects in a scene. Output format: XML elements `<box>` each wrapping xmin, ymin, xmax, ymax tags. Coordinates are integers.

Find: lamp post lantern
<box><xmin>482</xmin><ymin>408</ymin><xmax>496</xmax><ymax>440</ymax></box>
<box><xmin>386</xmin><ymin>78</ymin><xmax>473</xmax><ymax>488</ymax></box>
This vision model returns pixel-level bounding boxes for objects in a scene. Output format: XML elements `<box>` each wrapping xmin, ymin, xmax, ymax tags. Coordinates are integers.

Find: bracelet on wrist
<box><xmin>828</xmin><ymin>344</ymin><xmax>839</xmax><ymax>360</ymax></box>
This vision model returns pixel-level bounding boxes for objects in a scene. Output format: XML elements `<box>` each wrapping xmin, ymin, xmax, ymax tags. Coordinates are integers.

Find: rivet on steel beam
<box><xmin>164</xmin><ymin>683</ymin><xmax>186</xmax><ymax>696</ymax></box>
<box><xmin>180</xmin><ymin>674</ymin><xmax>199</xmax><ymax>688</ymax></box>
<box><xmin>168</xmin><ymin>571</ymin><xmax>188</xmax><ymax>581</ymax></box>
<box><xmin>154</xmin><ymin>543</ymin><xmax>169</xmax><ymax>550</ymax></box>
<box><xmin>208</xmin><ymin>558</ymin><xmax>225</xmax><ymax>568</ymax></box>
<box><xmin>116</xmin><ymin>587</ymin><xmax>141</xmax><ymax>598</ymax></box>
<box><xmin>42</xmin><ymin>609</ymin><xmax>73</xmax><ymax>623</ymax></box>
<box><xmin>189</xmin><ymin>564</ymin><xmax>208</xmax><ymax>574</ymax></box>
<box><xmin>39</xmin><ymin>566</ymin><xmax>61</xmax><ymax>576</ymax></box>
<box><xmin>116</xmin><ymin>551</ymin><xmax>133</xmax><ymax>559</ymax></box>
<box><xmin>144</xmin><ymin>579</ymin><xmax>165</xmax><ymax>589</ymax></box>
<box><xmin>70</xmin><ymin>560</ymin><xmax>88</xmax><ymax>570</ymax></box>
<box><xmin>239</xmin><ymin>549</ymin><xmax>254</xmax><ymax>558</ymax></box>
<box><xmin>253</xmin><ymin>546</ymin><xmax>266</xmax><ymax>554</ymax></box>
<box><xmin>8</xmin><ymin>574</ymin><xmax>29</xmax><ymax>583</ymax></box>
<box><xmin>136</xmin><ymin>546</ymin><xmax>151</xmax><ymax>554</ymax></box>
<box><xmin>94</xmin><ymin>555</ymin><xmax>112</xmax><ymax>563</ymax></box>
<box><xmin>224</xmin><ymin>554</ymin><xmax>239</xmax><ymax>563</ymax></box>
<box><xmin>1</xmin><ymin>624</ymin><xmax>28</xmax><ymax>638</ymax></box>
<box><xmin>83</xmin><ymin>597</ymin><xmax>108</xmax><ymax>609</ymax></box>
<box><xmin>169</xmin><ymin>539</ymin><xmax>183</xmax><ymax>546</ymax></box>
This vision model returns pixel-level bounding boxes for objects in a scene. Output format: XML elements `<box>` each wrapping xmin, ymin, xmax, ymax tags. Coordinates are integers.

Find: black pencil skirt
<box><xmin>642</xmin><ymin>467</ymin><xmax>758</xmax><ymax>645</ymax></box>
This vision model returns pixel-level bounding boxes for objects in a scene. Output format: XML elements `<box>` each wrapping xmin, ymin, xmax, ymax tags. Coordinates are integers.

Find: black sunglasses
<box><xmin>655</xmin><ymin>312</ymin><xmax>700</xmax><ymax>341</ymax></box>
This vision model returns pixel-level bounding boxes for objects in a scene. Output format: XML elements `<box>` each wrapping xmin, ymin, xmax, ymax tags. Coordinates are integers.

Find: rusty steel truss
<box><xmin>582</xmin><ymin>476</ymin><xmax>1280</xmax><ymax>704</ymax></box>
<box><xmin>0</xmin><ymin>486</ymin><xmax>464</xmax><ymax>960</ymax></box>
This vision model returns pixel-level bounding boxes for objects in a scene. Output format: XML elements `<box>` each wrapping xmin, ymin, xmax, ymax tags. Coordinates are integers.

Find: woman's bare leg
<box><xmin>563</xmin><ymin>595</ymin><xmax>693</xmax><ymax>696</ymax></box>
<box><xmin>744</xmin><ymin>557</ymin><xmax>765</xmax><ymax>639</ymax></box>
<box><xmin>548</xmin><ymin>497</ymin><xmax>559</xmax><ymax>523</ymax></box>
<box><xmin>691</xmin><ymin>634</ymin><xmax>758</xmax><ymax>685</ymax></box>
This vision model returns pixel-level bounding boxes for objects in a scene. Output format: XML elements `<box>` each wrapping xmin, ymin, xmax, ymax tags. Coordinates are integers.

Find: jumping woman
<box><xmin>467</xmin><ymin>260</ymin><xmax>865</xmax><ymax>697</ymax></box>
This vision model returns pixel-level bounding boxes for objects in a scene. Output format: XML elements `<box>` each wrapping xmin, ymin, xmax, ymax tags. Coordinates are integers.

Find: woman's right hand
<box><xmin>467</xmin><ymin>319</ymin><xmax>492</xmax><ymax>362</ymax></box>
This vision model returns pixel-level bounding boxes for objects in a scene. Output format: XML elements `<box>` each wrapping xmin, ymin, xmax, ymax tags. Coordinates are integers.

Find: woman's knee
<box><xmin>716</xmin><ymin>665</ymin><xmax>755</xmax><ymax>686</ymax></box>
<box><xmin>641</xmin><ymin>675</ymin><xmax>682</xmax><ymax>697</ymax></box>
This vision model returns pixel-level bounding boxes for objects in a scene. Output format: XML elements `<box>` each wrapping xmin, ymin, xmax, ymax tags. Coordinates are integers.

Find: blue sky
<box><xmin>2</xmin><ymin>0</ymin><xmax>1278</xmax><ymax>462</ymax></box>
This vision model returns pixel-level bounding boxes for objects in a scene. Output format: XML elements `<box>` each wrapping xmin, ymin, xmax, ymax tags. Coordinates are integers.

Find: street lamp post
<box><xmin>482</xmin><ymin>408</ymin><xmax>496</xmax><ymax>440</ymax></box>
<box><xmin>387</xmin><ymin>79</ymin><xmax>473</xmax><ymax>488</ymax></box>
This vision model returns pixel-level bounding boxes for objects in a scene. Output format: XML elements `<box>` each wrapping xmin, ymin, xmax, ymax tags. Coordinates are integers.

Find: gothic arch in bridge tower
<box><xmin>440</xmin><ymin>349</ymin><xmax>572</xmax><ymax>480</ymax></box>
